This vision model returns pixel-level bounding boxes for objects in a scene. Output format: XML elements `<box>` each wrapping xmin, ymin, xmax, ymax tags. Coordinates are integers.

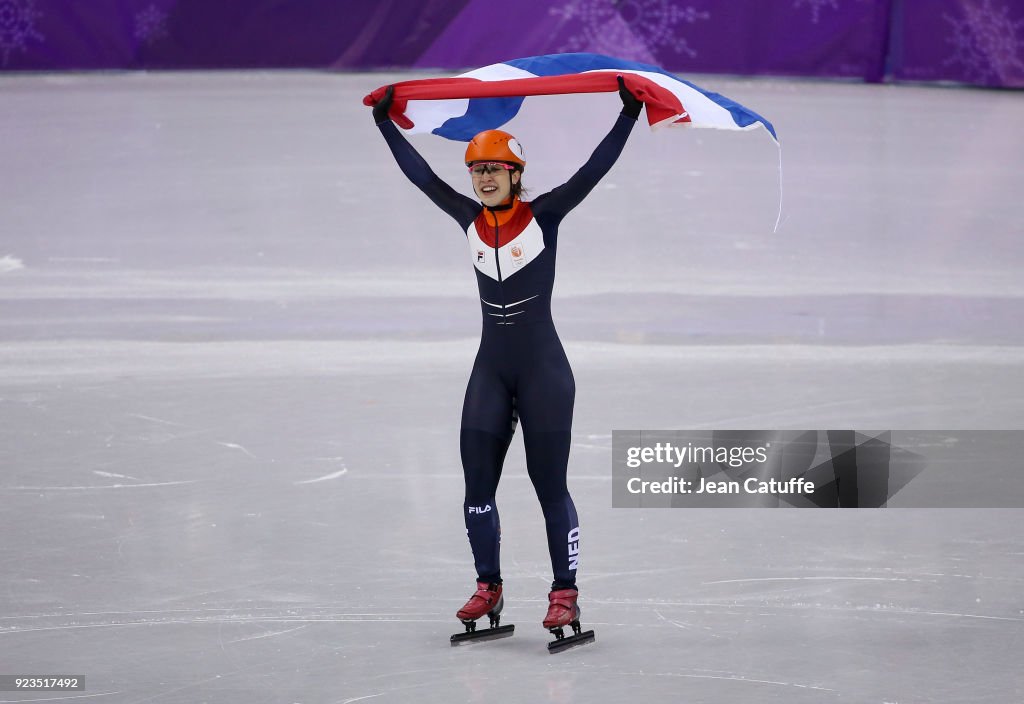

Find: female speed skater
<box><xmin>371</xmin><ymin>78</ymin><xmax>642</xmax><ymax>650</ymax></box>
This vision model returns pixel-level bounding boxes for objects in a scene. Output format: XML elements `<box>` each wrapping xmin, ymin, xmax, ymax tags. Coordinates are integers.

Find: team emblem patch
<box><xmin>510</xmin><ymin>243</ymin><xmax>526</xmax><ymax>267</ymax></box>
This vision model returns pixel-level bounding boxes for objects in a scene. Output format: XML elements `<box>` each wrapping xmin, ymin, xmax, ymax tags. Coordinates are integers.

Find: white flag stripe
<box><xmin>582</xmin><ymin>69</ymin><xmax>757</xmax><ymax>131</ymax></box>
<box><xmin>405</xmin><ymin>98</ymin><xmax>470</xmax><ymax>135</ymax></box>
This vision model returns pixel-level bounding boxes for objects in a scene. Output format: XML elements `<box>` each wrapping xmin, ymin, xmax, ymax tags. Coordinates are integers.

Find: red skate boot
<box><xmin>450</xmin><ymin>581</ymin><xmax>515</xmax><ymax>646</ymax></box>
<box><xmin>543</xmin><ymin>588</ymin><xmax>595</xmax><ymax>653</ymax></box>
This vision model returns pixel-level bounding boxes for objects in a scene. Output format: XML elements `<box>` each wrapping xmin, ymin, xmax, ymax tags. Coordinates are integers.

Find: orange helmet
<box><xmin>465</xmin><ymin>130</ymin><xmax>525</xmax><ymax>169</ymax></box>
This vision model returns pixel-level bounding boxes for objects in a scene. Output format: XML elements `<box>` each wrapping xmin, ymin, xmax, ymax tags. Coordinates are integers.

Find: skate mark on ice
<box><xmin>600</xmin><ymin>668</ymin><xmax>838</xmax><ymax>694</ymax></box>
<box><xmin>295</xmin><ymin>468</ymin><xmax>348</xmax><ymax>484</ymax></box>
<box><xmin>93</xmin><ymin>470</ymin><xmax>142</xmax><ymax>481</ymax></box>
<box><xmin>0</xmin><ymin>615</ymin><xmax>449</xmax><ymax>636</ymax></box>
<box><xmin>0</xmin><ymin>692</ymin><xmax>122</xmax><ymax>703</ymax></box>
<box><xmin>216</xmin><ymin>442</ymin><xmax>258</xmax><ymax>459</ymax></box>
<box><xmin>622</xmin><ymin>598</ymin><xmax>1024</xmax><ymax>624</ymax></box>
<box><xmin>0</xmin><ymin>604</ymin><xmax>424</xmax><ymax>623</ymax></box>
<box><xmin>226</xmin><ymin>624</ymin><xmax>309</xmax><ymax>643</ymax></box>
<box><xmin>892</xmin><ymin>569</ymin><xmax>1024</xmax><ymax>582</ymax></box>
<box><xmin>341</xmin><ymin>695</ymin><xmax>385</xmax><ymax>704</ymax></box>
<box><xmin>582</xmin><ymin>566</ymin><xmax>691</xmax><ymax>581</ymax></box>
<box><xmin>703</xmin><ymin>576</ymin><xmax>917</xmax><ymax>585</ymax></box>
<box><xmin>0</xmin><ymin>480</ymin><xmax>200</xmax><ymax>491</ymax></box>
<box><xmin>897</xmin><ymin>610</ymin><xmax>1024</xmax><ymax>623</ymax></box>
<box><xmin>127</xmin><ymin>413</ymin><xmax>187</xmax><ymax>427</ymax></box>
<box><xmin>653</xmin><ymin>608</ymin><xmax>724</xmax><ymax>639</ymax></box>
<box><xmin>119</xmin><ymin>663</ymin><xmax>272</xmax><ymax>704</ymax></box>
<box><xmin>216</xmin><ymin>622</ymin><xmax>234</xmax><ymax>667</ymax></box>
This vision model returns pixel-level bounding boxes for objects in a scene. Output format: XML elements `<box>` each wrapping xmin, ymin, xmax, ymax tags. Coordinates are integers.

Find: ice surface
<box><xmin>1</xmin><ymin>72</ymin><xmax>1022</xmax><ymax>703</ymax></box>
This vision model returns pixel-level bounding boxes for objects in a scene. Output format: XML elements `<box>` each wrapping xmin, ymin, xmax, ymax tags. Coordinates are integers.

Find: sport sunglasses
<box><xmin>468</xmin><ymin>162</ymin><xmax>516</xmax><ymax>176</ymax></box>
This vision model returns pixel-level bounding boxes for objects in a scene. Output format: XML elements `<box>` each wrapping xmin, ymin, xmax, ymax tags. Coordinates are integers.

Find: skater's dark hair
<box><xmin>511</xmin><ymin>170</ymin><xmax>528</xmax><ymax>200</ymax></box>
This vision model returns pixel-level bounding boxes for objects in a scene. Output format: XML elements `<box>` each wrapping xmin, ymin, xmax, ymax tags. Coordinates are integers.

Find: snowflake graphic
<box><xmin>943</xmin><ymin>0</ymin><xmax>1024</xmax><ymax>82</ymax></box>
<box><xmin>550</xmin><ymin>0</ymin><xmax>710</xmax><ymax>61</ymax></box>
<box><xmin>793</xmin><ymin>0</ymin><xmax>839</xmax><ymax>24</ymax></box>
<box><xmin>0</xmin><ymin>0</ymin><xmax>44</xmax><ymax>66</ymax></box>
<box><xmin>135</xmin><ymin>4</ymin><xmax>169</xmax><ymax>45</ymax></box>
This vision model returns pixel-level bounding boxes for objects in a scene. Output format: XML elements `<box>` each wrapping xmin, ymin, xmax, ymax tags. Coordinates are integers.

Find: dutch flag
<box><xmin>364</xmin><ymin>52</ymin><xmax>777</xmax><ymax>144</ymax></box>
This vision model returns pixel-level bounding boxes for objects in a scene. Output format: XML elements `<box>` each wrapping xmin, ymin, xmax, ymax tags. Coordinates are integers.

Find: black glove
<box><xmin>617</xmin><ymin>76</ymin><xmax>643</xmax><ymax>120</ymax></box>
<box><xmin>372</xmin><ymin>85</ymin><xmax>395</xmax><ymax>124</ymax></box>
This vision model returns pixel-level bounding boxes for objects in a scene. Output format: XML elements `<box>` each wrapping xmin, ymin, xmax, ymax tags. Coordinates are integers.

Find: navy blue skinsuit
<box><xmin>378</xmin><ymin>113</ymin><xmax>635</xmax><ymax>590</ymax></box>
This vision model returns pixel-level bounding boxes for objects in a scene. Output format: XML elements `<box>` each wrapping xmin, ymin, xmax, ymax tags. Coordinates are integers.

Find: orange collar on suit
<box><xmin>475</xmin><ymin>198</ymin><xmax>534</xmax><ymax>248</ymax></box>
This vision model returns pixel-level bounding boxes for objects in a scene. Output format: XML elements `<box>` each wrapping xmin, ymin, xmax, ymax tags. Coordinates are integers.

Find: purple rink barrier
<box><xmin>0</xmin><ymin>0</ymin><xmax>1021</xmax><ymax>88</ymax></box>
<box><xmin>0</xmin><ymin>0</ymin><xmax>472</xmax><ymax>70</ymax></box>
<box><xmin>891</xmin><ymin>0</ymin><xmax>1024</xmax><ymax>88</ymax></box>
<box><xmin>413</xmin><ymin>0</ymin><xmax>892</xmax><ymax>81</ymax></box>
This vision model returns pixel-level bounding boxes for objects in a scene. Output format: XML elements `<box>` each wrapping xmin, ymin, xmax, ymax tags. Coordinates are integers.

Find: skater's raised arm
<box><xmin>373</xmin><ymin>87</ymin><xmax>479</xmax><ymax>230</ymax></box>
<box><xmin>532</xmin><ymin>77</ymin><xmax>641</xmax><ymax>225</ymax></box>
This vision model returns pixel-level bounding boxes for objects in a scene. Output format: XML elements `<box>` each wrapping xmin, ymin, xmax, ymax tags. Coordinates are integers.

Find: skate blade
<box><xmin>547</xmin><ymin>629</ymin><xmax>595</xmax><ymax>654</ymax></box>
<box><xmin>450</xmin><ymin>623</ymin><xmax>515</xmax><ymax>646</ymax></box>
